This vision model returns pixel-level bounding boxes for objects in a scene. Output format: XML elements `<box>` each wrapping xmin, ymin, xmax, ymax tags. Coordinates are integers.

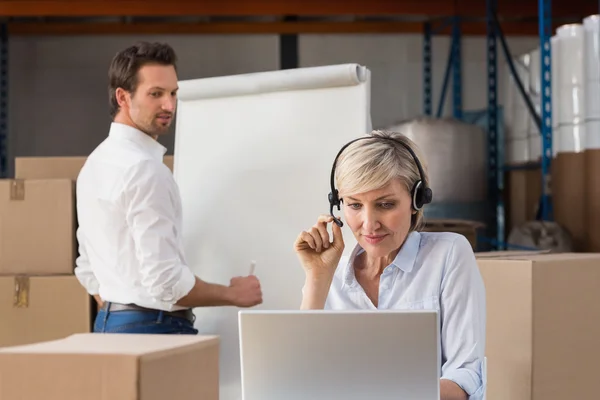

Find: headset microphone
<box><xmin>328</xmin><ymin>191</ymin><xmax>344</xmax><ymax>227</ymax></box>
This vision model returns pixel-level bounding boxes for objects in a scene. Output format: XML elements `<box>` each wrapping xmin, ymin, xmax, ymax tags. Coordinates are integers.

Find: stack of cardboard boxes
<box><xmin>0</xmin><ymin>155</ymin><xmax>221</xmax><ymax>400</ymax></box>
<box><xmin>0</xmin><ymin>155</ymin><xmax>173</xmax><ymax>347</ymax></box>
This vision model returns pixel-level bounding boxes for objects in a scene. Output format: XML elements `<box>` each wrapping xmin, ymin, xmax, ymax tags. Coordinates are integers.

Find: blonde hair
<box><xmin>335</xmin><ymin>130</ymin><xmax>430</xmax><ymax>231</ymax></box>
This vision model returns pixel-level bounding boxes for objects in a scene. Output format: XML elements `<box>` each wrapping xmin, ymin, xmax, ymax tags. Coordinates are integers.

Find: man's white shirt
<box><xmin>75</xmin><ymin>122</ymin><xmax>195</xmax><ymax>311</ymax></box>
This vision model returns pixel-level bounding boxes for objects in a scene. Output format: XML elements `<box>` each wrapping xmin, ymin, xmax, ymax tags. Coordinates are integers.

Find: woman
<box><xmin>294</xmin><ymin>130</ymin><xmax>486</xmax><ymax>400</ymax></box>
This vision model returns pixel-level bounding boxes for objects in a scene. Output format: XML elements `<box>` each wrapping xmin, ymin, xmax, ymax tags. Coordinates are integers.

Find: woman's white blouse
<box><xmin>324</xmin><ymin>231</ymin><xmax>486</xmax><ymax>399</ymax></box>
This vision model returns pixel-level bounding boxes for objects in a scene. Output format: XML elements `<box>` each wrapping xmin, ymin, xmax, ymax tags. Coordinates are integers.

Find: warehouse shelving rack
<box><xmin>424</xmin><ymin>0</ymin><xmax>555</xmax><ymax>249</ymax></box>
<box><xmin>0</xmin><ymin>1</ymin><xmax>592</xmax><ymax>243</ymax></box>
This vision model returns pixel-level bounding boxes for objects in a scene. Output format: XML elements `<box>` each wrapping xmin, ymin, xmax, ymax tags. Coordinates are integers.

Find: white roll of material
<box><xmin>558</xmin><ymin>84</ymin><xmax>586</xmax><ymax>124</ymax></box>
<box><xmin>584</xmin><ymin>16</ymin><xmax>600</xmax><ymax>122</ymax></box>
<box><xmin>529</xmin><ymin>47</ymin><xmax>541</xmax><ymax>96</ymax></box>
<box><xmin>585</xmin><ymin>120</ymin><xmax>600</xmax><ymax>149</ymax></box>
<box><xmin>584</xmin><ymin>15</ymin><xmax>600</xmax><ymax>81</ymax></box>
<box><xmin>585</xmin><ymin>81</ymin><xmax>600</xmax><ymax>120</ymax></box>
<box><xmin>557</xmin><ymin>123</ymin><xmax>586</xmax><ymax>153</ymax></box>
<box><xmin>556</xmin><ymin>23</ymin><xmax>585</xmax><ymax>86</ymax></box>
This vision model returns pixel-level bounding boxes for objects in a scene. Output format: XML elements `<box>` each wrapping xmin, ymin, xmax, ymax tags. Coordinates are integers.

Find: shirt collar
<box><xmin>108</xmin><ymin>122</ymin><xmax>167</xmax><ymax>161</ymax></box>
<box><xmin>343</xmin><ymin>231</ymin><xmax>422</xmax><ymax>287</ymax></box>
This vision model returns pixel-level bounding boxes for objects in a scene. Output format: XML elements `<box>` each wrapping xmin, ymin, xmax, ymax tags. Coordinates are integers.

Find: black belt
<box><xmin>103</xmin><ymin>302</ymin><xmax>195</xmax><ymax>323</ymax></box>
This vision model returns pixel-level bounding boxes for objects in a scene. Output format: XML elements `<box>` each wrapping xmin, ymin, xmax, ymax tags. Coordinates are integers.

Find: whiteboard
<box><xmin>173</xmin><ymin>64</ymin><xmax>371</xmax><ymax>400</ymax></box>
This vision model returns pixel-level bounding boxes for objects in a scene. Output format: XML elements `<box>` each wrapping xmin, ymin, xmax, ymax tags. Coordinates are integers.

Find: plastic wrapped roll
<box><xmin>508</xmin><ymin>221</ymin><xmax>573</xmax><ymax>253</ymax></box>
<box><xmin>585</xmin><ymin>120</ymin><xmax>600</xmax><ymax>150</ymax></box>
<box><xmin>558</xmin><ymin>85</ymin><xmax>586</xmax><ymax>125</ymax></box>
<box><xmin>583</xmin><ymin>15</ymin><xmax>600</xmax><ymax>81</ymax></box>
<box><xmin>585</xmin><ymin>81</ymin><xmax>600</xmax><ymax>120</ymax></box>
<box><xmin>529</xmin><ymin>47</ymin><xmax>540</xmax><ymax>96</ymax></box>
<box><xmin>557</xmin><ymin>123</ymin><xmax>586</xmax><ymax>153</ymax></box>
<box><xmin>556</xmin><ymin>23</ymin><xmax>585</xmax><ymax>86</ymax></box>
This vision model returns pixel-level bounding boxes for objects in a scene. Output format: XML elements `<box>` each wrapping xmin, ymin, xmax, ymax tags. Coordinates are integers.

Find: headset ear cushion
<box><xmin>411</xmin><ymin>180</ymin><xmax>423</xmax><ymax>210</ymax></box>
<box><xmin>328</xmin><ymin>189</ymin><xmax>340</xmax><ymax>207</ymax></box>
<box><xmin>422</xmin><ymin>187</ymin><xmax>433</xmax><ymax>205</ymax></box>
<box><xmin>411</xmin><ymin>180</ymin><xmax>433</xmax><ymax>210</ymax></box>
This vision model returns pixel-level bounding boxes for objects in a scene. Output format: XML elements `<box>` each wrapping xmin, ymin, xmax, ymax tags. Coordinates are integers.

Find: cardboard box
<box><xmin>422</xmin><ymin>219</ymin><xmax>484</xmax><ymax>250</ymax></box>
<box><xmin>0</xmin><ymin>179</ymin><xmax>75</xmax><ymax>275</ymax></box>
<box><xmin>0</xmin><ymin>333</ymin><xmax>219</xmax><ymax>400</ymax></box>
<box><xmin>477</xmin><ymin>253</ymin><xmax>600</xmax><ymax>400</ymax></box>
<box><xmin>15</xmin><ymin>157</ymin><xmax>88</xmax><ymax>181</ymax></box>
<box><xmin>0</xmin><ymin>276</ymin><xmax>92</xmax><ymax>347</ymax></box>
<box><xmin>15</xmin><ymin>155</ymin><xmax>174</xmax><ymax>180</ymax></box>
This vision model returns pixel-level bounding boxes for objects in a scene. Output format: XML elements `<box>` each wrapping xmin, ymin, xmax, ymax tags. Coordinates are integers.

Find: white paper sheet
<box><xmin>173</xmin><ymin>64</ymin><xmax>371</xmax><ymax>400</ymax></box>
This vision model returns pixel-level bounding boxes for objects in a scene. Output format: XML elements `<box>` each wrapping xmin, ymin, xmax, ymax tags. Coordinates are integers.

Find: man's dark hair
<box><xmin>108</xmin><ymin>41</ymin><xmax>178</xmax><ymax>118</ymax></box>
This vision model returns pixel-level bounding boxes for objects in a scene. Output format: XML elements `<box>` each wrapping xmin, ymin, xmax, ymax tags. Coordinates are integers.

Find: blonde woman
<box><xmin>294</xmin><ymin>130</ymin><xmax>486</xmax><ymax>400</ymax></box>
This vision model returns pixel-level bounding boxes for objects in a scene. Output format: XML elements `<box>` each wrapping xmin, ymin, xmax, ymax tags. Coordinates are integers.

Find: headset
<box><xmin>328</xmin><ymin>136</ymin><xmax>433</xmax><ymax>227</ymax></box>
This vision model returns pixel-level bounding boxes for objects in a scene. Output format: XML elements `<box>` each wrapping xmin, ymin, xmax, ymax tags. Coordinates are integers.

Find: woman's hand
<box><xmin>294</xmin><ymin>215</ymin><xmax>345</xmax><ymax>279</ymax></box>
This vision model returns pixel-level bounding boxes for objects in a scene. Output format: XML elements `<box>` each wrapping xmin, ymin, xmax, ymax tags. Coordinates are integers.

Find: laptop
<box><xmin>238</xmin><ymin>310</ymin><xmax>440</xmax><ymax>400</ymax></box>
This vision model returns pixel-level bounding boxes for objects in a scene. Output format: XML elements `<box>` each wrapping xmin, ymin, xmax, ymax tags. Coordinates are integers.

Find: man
<box><xmin>75</xmin><ymin>41</ymin><xmax>263</xmax><ymax>334</ymax></box>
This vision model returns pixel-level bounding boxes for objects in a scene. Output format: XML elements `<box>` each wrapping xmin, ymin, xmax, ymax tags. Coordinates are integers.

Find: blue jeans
<box><xmin>94</xmin><ymin>305</ymin><xmax>198</xmax><ymax>334</ymax></box>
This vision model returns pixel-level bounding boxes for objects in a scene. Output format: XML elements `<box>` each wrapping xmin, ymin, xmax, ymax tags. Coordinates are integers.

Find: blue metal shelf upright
<box><xmin>538</xmin><ymin>0</ymin><xmax>553</xmax><ymax>222</ymax></box>
<box><xmin>423</xmin><ymin>17</ymin><xmax>463</xmax><ymax>120</ymax></box>
<box><xmin>486</xmin><ymin>0</ymin><xmax>502</xmax><ymax>249</ymax></box>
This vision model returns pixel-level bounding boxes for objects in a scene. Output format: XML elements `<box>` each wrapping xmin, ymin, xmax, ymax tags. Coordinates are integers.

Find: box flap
<box><xmin>0</xmin><ymin>333</ymin><xmax>219</xmax><ymax>356</ymax></box>
<box><xmin>504</xmin><ymin>252</ymin><xmax>600</xmax><ymax>262</ymax></box>
<box><xmin>475</xmin><ymin>250</ymin><xmax>550</xmax><ymax>258</ymax></box>
<box><xmin>15</xmin><ymin>156</ymin><xmax>174</xmax><ymax>180</ymax></box>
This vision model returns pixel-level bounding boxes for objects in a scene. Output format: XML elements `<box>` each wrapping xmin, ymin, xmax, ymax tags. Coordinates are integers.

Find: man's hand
<box><xmin>227</xmin><ymin>275</ymin><xmax>263</xmax><ymax>307</ymax></box>
<box><xmin>93</xmin><ymin>294</ymin><xmax>104</xmax><ymax>309</ymax></box>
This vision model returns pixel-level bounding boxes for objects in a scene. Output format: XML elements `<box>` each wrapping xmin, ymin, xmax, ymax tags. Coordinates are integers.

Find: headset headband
<box><xmin>328</xmin><ymin>135</ymin><xmax>433</xmax><ymax>227</ymax></box>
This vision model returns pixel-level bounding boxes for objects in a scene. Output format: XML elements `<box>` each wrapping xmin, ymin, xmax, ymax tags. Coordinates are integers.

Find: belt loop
<box><xmin>157</xmin><ymin>310</ymin><xmax>164</xmax><ymax>323</ymax></box>
<box><xmin>101</xmin><ymin>301</ymin><xmax>112</xmax><ymax>333</ymax></box>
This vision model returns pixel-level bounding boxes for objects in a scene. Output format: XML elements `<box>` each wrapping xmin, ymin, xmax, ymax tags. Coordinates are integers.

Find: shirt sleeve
<box><xmin>123</xmin><ymin>160</ymin><xmax>196</xmax><ymax>311</ymax></box>
<box><xmin>74</xmin><ymin>227</ymin><xmax>100</xmax><ymax>295</ymax></box>
<box><xmin>439</xmin><ymin>234</ymin><xmax>487</xmax><ymax>400</ymax></box>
